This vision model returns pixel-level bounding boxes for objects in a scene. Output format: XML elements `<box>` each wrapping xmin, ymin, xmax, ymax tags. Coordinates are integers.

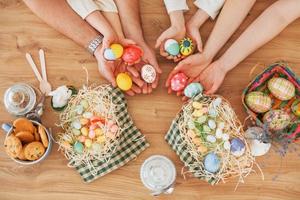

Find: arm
<box><xmin>23</xmin><ymin>0</ymin><xmax>99</xmax><ymax>48</ymax></box>
<box><xmin>197</xmin><ymin>0</ymin><xmax>300</xmax><ymax>94</ymax></box>
<box><xmin>203</xmin><ymin>0</ymin><xmax>256</xmax><ymax>62</ymax></box>
<box><xmin>220</xmin><ymin>0</ymin><xmax>300</xmax><ymax>72</ymax></box>
<box><xmin>23</xmin><ymin>0</ymin><xmax>117</xmax><ymax>86</ymax></box>
<box><xmin>115</xmin><ymin>0</ymin><xmax>162</xmax><ymax>94</ymax></box>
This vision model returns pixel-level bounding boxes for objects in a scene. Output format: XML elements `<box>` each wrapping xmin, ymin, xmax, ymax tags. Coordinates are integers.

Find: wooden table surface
<box><xmin>0</xmin><ymin>0</ymin><xmax>299</xmax><ymax>199</ymax></box>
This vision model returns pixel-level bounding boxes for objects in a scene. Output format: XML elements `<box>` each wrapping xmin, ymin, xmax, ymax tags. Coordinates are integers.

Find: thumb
<box><xmin>206</xmin><ymin>83</ymin><xmax>219</xmax><ymax>95</ymax></box>
<box><xmin>155</xmin><ymin>30</ymin><xmax>171</xmax><ymax>48</ymax></box>
<box><xmin>195</xmin><ymin>32</ymin><xmax>203</xmax><ymax>52</ymax></box>
<box><xmin>121</xmin><ymin>38</ymin><xmax>136</xmax><ymax>46</ymax></box>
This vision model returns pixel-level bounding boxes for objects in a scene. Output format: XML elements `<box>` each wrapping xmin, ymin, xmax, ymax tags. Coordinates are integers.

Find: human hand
<box><xmin>194</xmin><ymin>60</ymin><xmax>227</xmax><ymax>95</ymax></box>
<box><xmin>165</xmin><ymin>52</ymin><xmax>212</xmax><ymax>95</ymax></box>
<box><xmin>155</xmin><ymin>25</ymin><xmax>186</xmax><ymax>62</ymax></box>
<box><xmin>186</xmin><ymin>19</ymin><xmax>203</xmax><ymax>52</ymax></box>
<box><xmin>94</xmin><ymin>46</ymin><xmax>118</xmax><ymax>87</ymax></box>
<box><xmin>139</xmin><ymin>42</ymin><xmax>162</xmax><ymax>93</ymax></box>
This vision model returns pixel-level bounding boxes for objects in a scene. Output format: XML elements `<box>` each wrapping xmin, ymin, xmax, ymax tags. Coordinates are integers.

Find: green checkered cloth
<box><xmin>165</xmin><ymin>108</ymin><xmax>216</xmax><ymax>184</ymax></box>
<box><xmin>73</xmin><ymin>86</ymin><xmax>149</xmax><ymax>183</ymax></box>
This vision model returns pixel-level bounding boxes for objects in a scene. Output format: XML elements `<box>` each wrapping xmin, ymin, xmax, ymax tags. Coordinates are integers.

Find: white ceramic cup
<box><xmin>2</xmin><ymin>120</ymin><xmax>52</xmax><ymax>165</ymax></box>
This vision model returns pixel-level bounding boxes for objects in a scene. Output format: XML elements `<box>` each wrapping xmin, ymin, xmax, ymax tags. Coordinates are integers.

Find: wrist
<box><xmin>170</xmin><ymin>10</ymin><xmax>185</xmax><ymax>29</ymax></box>
<box><xmin>218</xmin><ymin>56</ymin><xmax>232</xmax><ymax>73</ymax></box>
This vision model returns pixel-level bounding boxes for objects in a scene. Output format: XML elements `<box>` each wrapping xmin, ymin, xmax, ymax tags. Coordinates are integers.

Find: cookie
<box><xmin>24</xmin><ymin>142</ymin><xmax>45</xmax><ymax>161</ymax></box>
<box><xmin>33</xmin><ymin>126</ymin><xmax>40</xmax><ymax>141</ymax></box>
<box><xmin>17</xmin><ymin>144</ymin><xmax>28</xmax><ymax>160</ymax></box>
<box><xmin>13</xmin><ymin>118</ymin><xmax>35</xmax><ymax>133</ymax></box>
<box><xmin>38</xmin><ymin>125</ymin><xmax>48</xmax><ymax>148</ymax></box>
<box><xmin>15</xmin><ymin>131</ymin><xmax>34</xmax><ymax>143</ymax></box>
<box><xmin>4</xmin><ymin>135</ymin><xmax>22</xmax><ymax>158</ymax></box>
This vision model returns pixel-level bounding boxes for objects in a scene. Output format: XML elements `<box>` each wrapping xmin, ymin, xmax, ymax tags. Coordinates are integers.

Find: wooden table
<box><xmin>0</xmin><ymin>0</ymin><xmax>299</xmax><ymax>199</ymax></box>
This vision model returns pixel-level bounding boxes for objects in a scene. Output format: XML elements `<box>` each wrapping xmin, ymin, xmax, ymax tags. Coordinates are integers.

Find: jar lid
<box><xmin>4</xmin><ymin>83</ymin><xmax>36</xmax><ymax>116</ymax></box>
<box><xmin>140</xmin><ymin>155</ymin><xmax>176</xmax><ymax>192</ymax></box>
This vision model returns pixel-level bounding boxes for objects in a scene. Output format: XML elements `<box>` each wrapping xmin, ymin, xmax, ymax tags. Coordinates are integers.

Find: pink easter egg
<box><xmin>89</xmin><ymin>123</ymin><xmax>98</xmax><ymax>130</ymax></box>
<box><xmin>89</xmin><ymin>130</ymin><xmax>96</xmax><ymax>139</ymax></box>
<box><xmin>110</xmin><ymin>124</ymin><xmax>119</xmax><ymax>133</ymax></box>
<box><xmin>78</xmin><ymin>136</ymin><xmax>86</xmax><ymax>143</ymax></box>
<box><xmin>170</xmin><ymin>73</ymin><xmax>188</xmax><ymax>92</ymax></box>
<box><xmin>107</xmin><ymin>120</ymin><xmax>114</xmax><ymax>128</ymax></box>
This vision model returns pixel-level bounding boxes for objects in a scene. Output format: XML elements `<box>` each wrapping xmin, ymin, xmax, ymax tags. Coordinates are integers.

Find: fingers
<box><xmin>142</xmin><ymin>83</ymin><xmax>148</xmax><ymax>94</ymax></box>
<box><xmin>132</xmin><ymin>76</ymin><xmax>144</xmax><ymax>88</ymax></box>
<box><xmin>155</xmin><ymin>30</ymin><xmax>170</xmax><ymax>48</ymax></box>
<box><xmin>131</xmin><ymin>84</ymin><xmax>142</xmax><ymax>94</ymax></box>
<box><xmin>127</xmin><ymin>65</ymin><xmax>139</xmax><ymax>77</ymax></box>
<box><xmin>121</xmin><ymin>38</ymin><xmax>136</xmax><ymax>46</ymax></box>
<box><xmin>148</xmin><ymin>55</ymin><xmax>162</xmax><ymax>74</ymax></box>
<box><xmin>151</xmin><ymin>74</ymin><xmax>159</xmax><ymax>89</ymax></box>
<box><xmin>125</xmin><ymin>90</ymin><xmax>135</xmax><ymax>96</ymax></box>
<box><xmin>159</xmin><ymin>45</ymin><xmax>169</xmax><ymax>57</ymax></box>
<box><xmin>165</xmin><ymin>69</ymin><xmax>178</xmax><ymax>87</ymax></box>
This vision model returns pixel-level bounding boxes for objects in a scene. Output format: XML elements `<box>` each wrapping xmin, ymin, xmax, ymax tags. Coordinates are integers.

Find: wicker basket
<box><xmin>242</xmin><ymin>62</ymin><xmax>300</xmax><ymax>141</ymax></box>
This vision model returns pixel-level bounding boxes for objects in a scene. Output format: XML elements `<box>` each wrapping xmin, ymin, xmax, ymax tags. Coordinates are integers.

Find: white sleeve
<box><xmin>94</xmin><ymin>0</ymin><xmax>118</xmax><ymax>13</ymax></box>
<box><xmin>67</xmin><ymin>0</ymin><xmax>100</xmax><ymax>19</ymax></box>
<box><xmin>163</xmin><ymin>0</ymin><xmax>189</xmax><ymax>14</ymax></box>
<box><xmin>194</xmin><ymin>0</ymin><xmax>225</xmax><ymax>19</ymax></box>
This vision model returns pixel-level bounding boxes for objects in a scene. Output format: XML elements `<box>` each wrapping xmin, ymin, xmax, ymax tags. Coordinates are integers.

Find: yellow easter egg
<box><xmin>111</xmin><ymin>43</ymin><xmax>124</xmax><ymax>59</ymax></box>
<box><xmin>81</xmin><ymin>127</ymin><xmax>89</xmax><ymax>136</ymax></box>
<box><xmin>268</xmin><ymin>77</ymin><xmax>295</xmax><ymax>101</ymax></box>
<box><xmin>97</xmin><ymin>136</ymin><xmax>106</xmax><ymax>144</ymax></box>
<box><xmin>84</xmin><ymin>139</ymin><xmax>92</xmax><ymax>148</ymax></box>
<box><xmin>116</xmin><ymin>73</ymin><xmax>132</xmax><ymax>91</ymax></box>
<box><xmin>94</xmin><ymin>128</ymin><xmax>103</xmax><ymax>136</ymax></box>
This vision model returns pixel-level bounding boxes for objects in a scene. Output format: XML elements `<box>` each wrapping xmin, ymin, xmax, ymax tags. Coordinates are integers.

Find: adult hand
<box><xmin>94</xmin><ymin>46</ymin><xmax>117</xmax><ymax>87</ymax></box>
<box><xmin>165</xmin><ymin>53</ymin><xmax>212</xmax><ymax>95</ymax></box>
<box><xmin>195</xmin><ymin>60</ymin><xmax>227</xmax><ymax>95</ymax></box>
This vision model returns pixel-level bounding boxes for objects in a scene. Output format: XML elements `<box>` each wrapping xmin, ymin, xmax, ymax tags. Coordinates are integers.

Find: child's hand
<box><xmin>195</xmin><ymin>60</ymin><xmax>227</xmax><ymax>94</ymax></box>
<box><xmin>139</xmin><ymin>42</ymin><xmax>162</xmax><ymax>91</ymax></box>
<box><xmin>186</xmin><ymin>20</ymin><xmax>203</xmax><ymax>52</ymax></box>
<box><xmin>165</xmin><ymin>53</ymin><xmax>211</xmax><ymax>95</ymax></box>
<box><xmin>156</xmin><ymin>26</ymin><xmax>186</xmax><ymax>62</ymax></box>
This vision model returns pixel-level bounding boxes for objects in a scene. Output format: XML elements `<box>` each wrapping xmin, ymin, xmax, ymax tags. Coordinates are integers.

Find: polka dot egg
<box><xmin>141</xmin><ymin>64</ymin><xmax>156</xmax><ymax>83</ymax></box>
<box><xmin>170</xmin><ymin>73</ymin><xmax>188</xmax><ymax>92</ymax></box>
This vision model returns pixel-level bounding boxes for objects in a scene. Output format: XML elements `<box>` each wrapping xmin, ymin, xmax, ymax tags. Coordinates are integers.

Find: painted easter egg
<box><xmin>164</xmin><ymin>39</ymin><xmax>180</xmax><ymax>56</ymax></box>
<box><xmin>206</xmin><ymin>135</ymin><xmax>216</xmax><ymax>143</ymax></box>
<box><xmin>245</xmin><ymin>91</ymin><xmax>272</xmax><ymax>113</ymax></box>
<box><xmin>122</xmin><ymin>45</ymin><xmax>143</xmax><ymax>64</ymax></box>
<box><xmin>141</xmin><ymin>64</ymin><xmax>156</xmax><ymax>83</ymax></box>
<box><xmin>268</xmin><ymin>77</ymin><xmax>295</xmax><ymax>101</ymax></box>
<box><xmin>184</xmin><ymin>82</ymin><xmax>203</xmax><ymax>98</ymax></box>
<box><xmin>230</xmin><ymin>138</ymin><xmax>245</xmax><ymax>157</ymax></box>
<box><xmin>204</xmin><ymin>153</ymin><xmax>220</xmax><ymax>173</ymax></box>
<box><xmin>179</xmin><ymin>37</ymin><xmax>194</xmax><ymax>56</ymax></box>
<box><xmin>263</xmin><ymin>109</ymin><xmax>291</xmax><ymax>131</ymax></box>
<box><xmin>116</xmin><ymin>73</ymin><xmax>132</xmax><ymax>91</ymax></box>
<box><xmin>73</xmin><ymin>141</ymin><xmax>84</xmax><ymax>154</ymax></box>
<box><xmin>103</xmin><ymin>44</ymin><xmax>123</xmax><ymax>61</ymax></box>
<box><xmin>291</xmin><ymin>99</ymin><xmax>300</xmax><ymax>117</ymax></box>
<box><xmin>170</xmin><ymin>73</ymin><xmax>188</xmax><ymax>92</ymax></box>
<box><xmin>208</xmin><ymin>119</ymin><xmax>216</xmax><ymax>129</ymax></box>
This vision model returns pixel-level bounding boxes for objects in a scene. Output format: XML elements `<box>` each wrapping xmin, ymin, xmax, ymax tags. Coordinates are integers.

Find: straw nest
<box><xmin>56</xmin><ymin>85</ymin><xmax>123</xmax><ymax>175</ymax></box>
<box><xmin>177</xmin><ymin>94</ymin><xmax>263</xmax><ymax>189</ymax></box>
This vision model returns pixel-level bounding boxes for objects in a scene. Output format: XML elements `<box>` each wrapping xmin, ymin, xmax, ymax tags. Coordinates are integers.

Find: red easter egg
<box><xmin>171</xmin><ymin>73</ymin><xmax>188</xmax><ymax>91</ymax></box>
<box><xmin>122</xmin><ymin>45</ymin><xmax>143</xmax><ymax>64</ymax></box>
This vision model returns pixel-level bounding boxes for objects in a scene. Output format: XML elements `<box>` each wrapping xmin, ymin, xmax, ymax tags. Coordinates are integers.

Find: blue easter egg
<box><xmin>74</xmin><ymin>141</ymin><xmax>84</xmax><ymax>154</ymax></box>
<box><xmin>204</xmin><ymin>153</ymin><xmax>220</xmax><ymax>173</ymax></box>
<box><xmin>230</xmin><ymin>138</ymin><xmax>245</xmax><ymax>157</ymax></box>
<box><xmin>184</xmin><ymin>82</ymin><xmax>203</xmax><ymax>98</ymax></box>
<box><xmin>103</xmin><ymin>48</ymin><xmax>116</xmax><ymax>60</ymax></box>
<box><xmin>164</xmin><ymin>39</ymin><xmax>180</xmax><ymax>56</ymax></box>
